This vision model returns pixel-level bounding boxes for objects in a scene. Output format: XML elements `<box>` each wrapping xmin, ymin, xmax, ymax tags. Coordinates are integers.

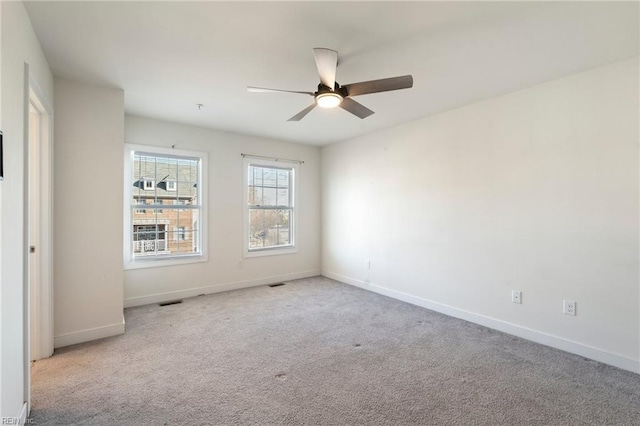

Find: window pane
<box><xmin>132</xmin><ymin>154</ymin><xmax>146</xmax><ymax>200</ymax></box>
<box><xmin>140</xmin><ymin>155</ymin><xmax>156</xmax><ymax>177</ymax></box>
<box><xmin>159</xmin><ymin>157</ymin><xmax>179</xmax><ymax>202</ymax></box>
<box><xmin>277</xmin><ymin>210</ymin><xmax>291</xmax><ymax>247</ymax></box>
<box><xmin>248</xmin><ymin>185</ymin><xmax>262</xmax><ymax>206</ymax></box>
<box><xmin>262</xmin><ymin>187</ymin><xmax>277</xmax><ymax>206</ymax></box>
<box><xmin>177</xmin><ymin>159</ymin><xmax>198</xmax><ymax>201</ymax></box>
<box><xmin>265</xmin><ymin>209</ymin><xmax>290</xmax><ymax>247</ymax></box>
<box><xmin>131</xmin><ymin>150</ymin><xmax>202</xmax><ymax>260</ymax></box>
<box><xmin>175</xmin><ymin>228</ymin><xmax>198</xmax><ymax>255</ymax></box>
<box><xmin>277</xmin><ymin>169</ymin><xmax>289</xmax><ymax>188</ymax></box>
<box><xmin>191</xmin><ymin>212</ymin><xmax>200</xmax><ymax>252</ymax></box>
<box><xmin>277</xmin><ymin>188</ymin><xmax>289</xmax><ymax>207</ymax></box>
<box><xmin>263</xmin><ymin>168</ymin><xmax>277</xmax><ymax>186</ymax></box>
<box><xmin>250</xmin><ymin>166</ymin><xmax>263</xmax><ymax>186</ymax></box>
<box><xmin>278</xmin><ymin>227</ymin><xmax>290</xmax><ymax>246</ymax></box>
<box><xmin>249</xmin><ymin>209</ymin><xmax>265</xmax><ymax>248</ymax></box>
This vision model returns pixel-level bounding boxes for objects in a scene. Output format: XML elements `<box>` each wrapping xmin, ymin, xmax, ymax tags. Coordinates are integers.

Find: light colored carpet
<box><xmin>31</xmin><ymin>276</ymin><xmax>640</xmax><ymax>425</ymax></box>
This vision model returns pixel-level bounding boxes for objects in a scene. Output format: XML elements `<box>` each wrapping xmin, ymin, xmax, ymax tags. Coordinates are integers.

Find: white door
<box><xmin>27</xmin><ymin>86</ymin><xmax>53</xmax><ymax>363</ymax></box>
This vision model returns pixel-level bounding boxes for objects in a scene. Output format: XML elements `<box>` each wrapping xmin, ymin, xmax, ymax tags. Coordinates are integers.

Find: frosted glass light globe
<box><xmin>315</xmin><ymin>92</ymin><xmax>343</xmax><ymax>108</ymax></box>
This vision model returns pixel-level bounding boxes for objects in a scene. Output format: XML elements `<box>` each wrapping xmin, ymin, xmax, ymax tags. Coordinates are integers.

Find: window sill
<box><xmin>124</xmin><ymin>254</ymin><xmax>207</xmax><ymax>270</ymax></box>
<box><xmin>244</xmin><ymin>246</ymin><xmax>298</xmax><ymax>258</ymax></box>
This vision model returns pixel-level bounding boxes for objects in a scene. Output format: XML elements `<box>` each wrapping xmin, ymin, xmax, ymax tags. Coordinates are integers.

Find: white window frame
<box><xmin>166</xmin><ymin>180</ymin><xmax>177</xmax><ymax>191</ymax></box>
<box><xmin>143</xmin><ymin>178</ymin><xmax>155</xmax><ymax>190</ymax></box>
<box><xmin>243</xmin><ymin>157</ymin><xmax>298</xmax><ymax>258</ymax></box>
<box><xmin>124</xmin><ymin>144</ymin><xmax>208</xmax><ymax>269</ymax></box>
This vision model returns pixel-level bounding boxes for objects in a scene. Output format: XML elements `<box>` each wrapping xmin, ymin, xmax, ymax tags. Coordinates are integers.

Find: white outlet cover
<box><xmin>563</xmin><ymin>300</ymin><xmax>576</xmax><ymax>316</ymax></box>
<box><xmin>512</xmin><ymin>291</ymin><xmax>522</xmax><ymax>304</ymax></box>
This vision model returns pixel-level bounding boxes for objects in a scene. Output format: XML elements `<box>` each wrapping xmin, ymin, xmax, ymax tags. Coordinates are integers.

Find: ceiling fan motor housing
<box><xmin>315</xmin><ymin>83</ymin><xmax>348</xmax><ymax>95</ymax></box>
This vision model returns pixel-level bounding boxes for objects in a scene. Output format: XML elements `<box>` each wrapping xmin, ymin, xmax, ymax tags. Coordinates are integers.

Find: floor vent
<box><xmin>159</xmin><ymin>300</ymin><xmax>183</xmax><ymax>307</ymax></box>
<box><xmin>269</xmin><ymin>283</ymin><xmax>285</xmax><ymax>288</ymax></box>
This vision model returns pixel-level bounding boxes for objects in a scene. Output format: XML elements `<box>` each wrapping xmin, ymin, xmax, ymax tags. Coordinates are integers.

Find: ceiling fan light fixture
<box><xmin>315</xmin><ymin>92</ymin><xmax>343</xmax><ymax>108</ymax></box>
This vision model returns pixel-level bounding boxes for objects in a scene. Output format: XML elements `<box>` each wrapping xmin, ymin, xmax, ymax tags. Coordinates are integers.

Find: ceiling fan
<box><xmin>247</xmin><ymin>48</ymin><xmax>413</xmax><ymax>121</ymax></box>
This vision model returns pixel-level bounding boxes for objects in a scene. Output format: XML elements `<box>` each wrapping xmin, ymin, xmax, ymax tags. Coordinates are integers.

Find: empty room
<box><xmin>1</xmin><ymin>1</ymin><xmax>639</xmax><ymax>424</ymax></box>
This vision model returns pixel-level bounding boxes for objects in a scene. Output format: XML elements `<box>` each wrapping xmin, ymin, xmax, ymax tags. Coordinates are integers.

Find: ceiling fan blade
<box><xmin>247</xmin><ymin>86</ymin><xmax>313</xmax><ymax>96</ymax></box>
<box><xmin>343</xmin><ymin>75</ymin><xmax>413</xmax><ymax>97</ymax></box>
<box><xmin>287</xmin><ymin>103</ymin><xmax>316</xmax><ymax>121</ymax></box>
<box><xmin>339</xmin><ymin>97</ymin><xmax>374</xmax><ymax>119</ymax></box>
<box><xmin>313</xmin><ymin>48</ymin><xmax>338</xmax><ymax>89</ymax></box>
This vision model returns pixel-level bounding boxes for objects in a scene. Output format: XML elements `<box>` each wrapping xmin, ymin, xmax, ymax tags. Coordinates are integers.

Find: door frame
<box><xmin>24</xmin><ymin>71</ymin><xmax>54</xmax><ymax>413</ymax></box>
<box><xmin>27</xmin><ymin>79</ymin><xmax>53</xmax><ymax>361</ymax></box>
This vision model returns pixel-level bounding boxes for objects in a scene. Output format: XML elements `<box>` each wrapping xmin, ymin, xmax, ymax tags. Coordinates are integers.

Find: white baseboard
<box><xmin>54</xmin><ymin>317</ymin><xmax>125</xmax><ymax>348</ymax></box>
<box><xmin>124</xmin><ymin>269</ymin><xmax>321</xmax><ymax>308</ymax></box>
<box><xmin>322</xmin><ymin>270</ymin><xmax>640</xmax><ymax>374</ymax></box>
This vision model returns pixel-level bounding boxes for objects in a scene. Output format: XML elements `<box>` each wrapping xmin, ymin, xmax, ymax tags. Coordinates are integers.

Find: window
<box><xmin>174</xmin><ymin>226</ymin><xmax>187</xmax><ymax>241</ymax></box>
<box><xmin>124</xmin><ymin>145</ymin><xmax>208</xmax><ymax>268</ymax></box>
<box><xmin>243</xmin><ymin>158</ymin><xmax>297</xmax><ymax>256</ymax></box>
<box><xmin>134</xmin><ymin>199</ymin><xmax>148</xmax><ymax>214</ymax></box>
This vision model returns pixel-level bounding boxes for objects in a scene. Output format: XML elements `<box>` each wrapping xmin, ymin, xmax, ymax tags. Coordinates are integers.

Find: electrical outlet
<box><xmin>563</xmin><ymin>300</ymin><xmax>576</xmax><ymax>316</ymax></box>
<box><xmin>366</xmin><ymin>260</ymin><xmax>371</xmax><ymax>269</ymax></box>
<box><xmin>511</xmin><ymin>291</ymin><xmax>522</xmax><ymax>304</ymax></box>
<box><xmin>238</xmin><ymin>260</ymin><xmax>244</xmax><ymax>269</ymax></box>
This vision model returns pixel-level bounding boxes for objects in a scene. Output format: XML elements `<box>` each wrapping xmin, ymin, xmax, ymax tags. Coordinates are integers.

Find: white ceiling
<box><xmin>24</xmin><ymin>1</ymin><xmax>639</xmax><ymax>146</ymax></box>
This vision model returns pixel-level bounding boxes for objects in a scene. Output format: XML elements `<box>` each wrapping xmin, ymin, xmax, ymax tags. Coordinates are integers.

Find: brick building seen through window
<box><xmin>132</xmin><ymin>153</ymin><xmax>200</xmax><ymax>258</ymax></box>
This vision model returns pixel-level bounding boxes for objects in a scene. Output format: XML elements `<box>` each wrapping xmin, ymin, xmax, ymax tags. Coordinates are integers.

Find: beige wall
<box><xmin>53</xmin><ymin>78</ymin><xmax>125</xmax><ymax>347</ymax></box>
<box><xmin>0</xmin><ymin>1</ymin><xmax>54</xmax><ymax>417</ymax></box>
<box><xmin>321</xmin><ymin>57</ymin><xmax>640</xmax><ymax>372</ymax></box>
<box><xmin>123</xmin><ymin>115</ymin><xmax>321</xmax><ymax>307</ymax></box>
